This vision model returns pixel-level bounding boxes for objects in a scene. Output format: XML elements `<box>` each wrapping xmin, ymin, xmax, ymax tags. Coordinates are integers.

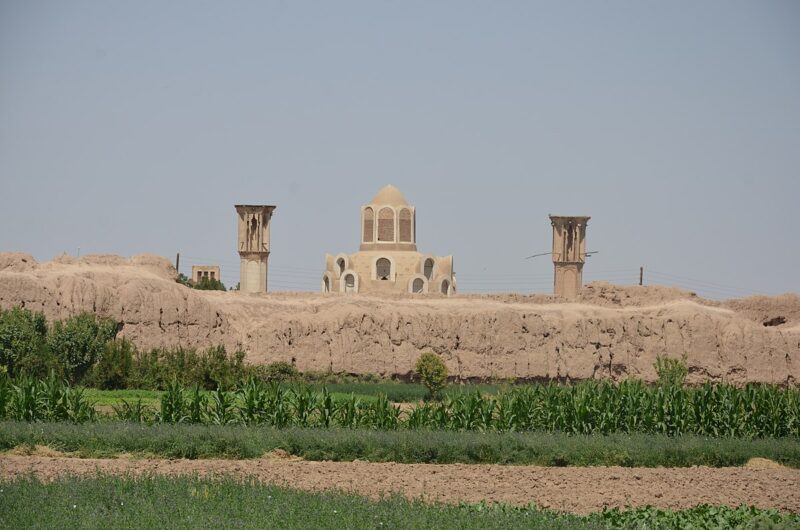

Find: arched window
<box><xmin>336</xmin><ymin>257</ymin><xmax>346</xmax><ymax>275</ymax></box>
<box><xmin>363</xmin><ymin>207</ymin><xmax>374</xmax><ymax>243</ymax></box>
<box><xmin>441</xmin><ymin>279</ymin><xmax>450</xmax><ymax>295</ymax></box>
<box><xmin>249</xmin><ymin>217</ymin><xmax>259</xmax><ymax>249</ymax></box>
<box><xmin>399</xmin><ymin>209</ymin><xmax>412</xmax><ymax>242</ymax></box>
<box><xmin>378</xmin><ymin>207</ymin><xmax>394</xmax><ymax>242</ymax></box>
<box><xmin>376</xmin><ymin>258</ymin><xmax>391</xmax><ymax>280</ymax></box>
<box><xmin>344</xmin><ymin>273</ymin><xmax>355</xmax><ymax>293</ymax></box>
<box><xmin>412</xmin><ymin>278</ymin><xmax>424</xmax><ymax>293</ymax></box>
<box><xmin>424</xmin><ymin>258</ymin><xmax>434</xmax><ymax>280</ymax></box>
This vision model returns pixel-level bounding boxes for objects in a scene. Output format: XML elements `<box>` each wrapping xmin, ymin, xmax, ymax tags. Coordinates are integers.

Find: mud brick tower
<box><xmin>549</xmin><ymin>215</ymin><xmax>590</xmax><ymax>299</ymax></box>
<box><xmin>235</xmin><ymin>204</ymin><xmax>276</xmax><ymax>293</ymax></box>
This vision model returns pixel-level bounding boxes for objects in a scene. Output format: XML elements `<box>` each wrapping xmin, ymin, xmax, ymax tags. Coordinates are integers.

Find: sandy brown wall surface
<box><xmin>1</xmin><ymin>252</ymin><xmax>798</xmax><ymax>384</ymax></box>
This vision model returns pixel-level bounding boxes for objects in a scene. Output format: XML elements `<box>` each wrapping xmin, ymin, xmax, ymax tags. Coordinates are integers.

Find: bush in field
<box><xmin>128</xmin><ymin>346</ymin><xmax>246</xmax><ymax>390</ymax></box>
<box><xmin>415</xmin><ymin>352</ymin><xmax>448</xmax><ymax>399</ymax></box>
<box><xmin>655</xmin><ymin>354</ymin><xmax>688</xmax><ymax>387</ymax></box>
<box><xmin>0</xmin><ymin>307</ymin><xmax>51</xmax><ymax>377</ymax></box>
<box><xmin>194</xmin><ymin>346</ymin><xmax>245</xmax><ymax>389</ymax></box>
<box><xmin>48</xmin><ymin>313</ymin><xmax>117</xmax><ymax>383</ymax></box>
<box><xmin>87</xmin><ymin>339</ymin><xmax>135</xmax><ymax>389</ymax></box>
<box><xmin>255</xmin><ymin>361</ymin><xmax>299</xmax><ymax>383</ymax></box>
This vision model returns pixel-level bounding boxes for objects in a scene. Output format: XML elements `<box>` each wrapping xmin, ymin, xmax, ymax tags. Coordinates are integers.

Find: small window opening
<box><xmin>344</xmin><ymin>274</ymin><xmax>355</xmax><ymax>293</ymax></box>
<box><xmin>376</xmin><ymin>258</ymin><xmax>391</xmax><ymax>280</ymax></box>
<box><xmin>424</xmin><ymin>258</ymin><xmax>434</xmax><ymax>280</ymax></box>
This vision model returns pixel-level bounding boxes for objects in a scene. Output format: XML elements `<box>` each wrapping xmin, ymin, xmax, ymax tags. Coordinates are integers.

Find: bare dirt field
<box><xmin>2</xmin><ymin>455</ymin><xmax>798</xmax><ymax>514</ymax></box>
<box><xmin>1</xmin><ymin>252</ymin><xmax>799</xmax><ymax>383</ymax></box>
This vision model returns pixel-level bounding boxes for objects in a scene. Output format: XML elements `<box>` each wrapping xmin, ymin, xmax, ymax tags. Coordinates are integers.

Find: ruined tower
<box><xmin>549</xmin><ymin>215</ymin><xmax>590</xmax><ymax>299</ymax></box>
<box><xmin>235</xmin><ymin>205</ymin><xmax>276</xmax><ymax>293</ymax></box>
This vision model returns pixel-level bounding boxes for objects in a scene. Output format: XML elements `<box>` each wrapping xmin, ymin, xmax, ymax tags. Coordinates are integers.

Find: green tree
<box><xmin>415</xmin><ymin>352</ymin><xmax>448</xmax><ymax>399</ymax></box>
<box><xmin>256</xmin><ymin>361</ymin><xmax>299</xmax><ymax>383</ymax></box>
<box><xmin>0</xmin><ymin>307</ymin><xmax>51</xmax><ymax>377</ymax></box>
<box><xmin>48</xmin><ymin>313</ymin><xmax>117</xmax><ymax>383</ymax></box>
<box><xmin>88</xmin><ymin>338</ymin><xmax>135</xmax><ymax>389</ymax></box>
<box><xmin>193</xmin><ymin>277</ymin><xmax>227</xmax><ymax>291</ymax></box>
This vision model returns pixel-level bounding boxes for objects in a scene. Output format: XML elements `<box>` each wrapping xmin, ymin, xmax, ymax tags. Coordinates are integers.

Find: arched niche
<box><xmin>398</xmin><ymin>208</ymin><xmax>413</xmax><ymax>243</ymax></box>
<box><xmin>321</xmin><ymin>272</ymin><xmax>334</xmax><ymax>293</ymax></box>
<box><xmin>334</xmin><ymin>254</ymin><xmax>349</xmax><ymax>278</ymax></box>
<box><xmin>407</xmin><ymin>274</ymin><xmax>428</xmax><ymax>294</ymax></box>
<box><xmin>377</xmin><ymin>207</ymin><xmax>395</xmax><ymax>242</ymax></box>
<box><xmin>362</xmin><ymin>207</ymin><xmax>374</xmax><ymax>243</ymax></box>
<box><xmin>339</xmin><ymin>269</ymin><xmax>359</xmax><ymax>293</ymax></box>
<box><xmin>370</xmin><ymin>255</ymin><xmax>397</xmax><ymax>281</ymax></box>
<box><xmin>376</xmin><ymin>258</ymin><xmax>391</xmax><ymax>280</ymax></box>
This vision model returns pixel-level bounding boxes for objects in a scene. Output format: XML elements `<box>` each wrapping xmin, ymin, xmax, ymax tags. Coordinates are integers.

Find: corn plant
<box><xmin>237</xmin><ymin>377</ymin><xmax>268</xmax><ymax>425</ymax></box>
<box><xmin>316</xmin><ymin>387</ymin><xmax>336</xmax><ymax>428</ymax></box>
<box><xmin>157</xmin><ymin>381</ymin><xmax>187</xmax><ymax>423</ymax></box>
<box><xmin>112</xmin><ymin>398</ymin><xmax>153</xmax><ymax>423</ymax></box>
<box><xmin>367</xmin><ymin>394</ymin><xmax>400</xmax><ymax>430</ymax></box>
<box><xmin>0</xmin><ymin>374</ymin><xmax>10</xmax><ymax>417</ymax></box>
<box><xmin>207</xmin><ymin>387</ymin><xmax>236</xmax><ymax>425</ymax></box>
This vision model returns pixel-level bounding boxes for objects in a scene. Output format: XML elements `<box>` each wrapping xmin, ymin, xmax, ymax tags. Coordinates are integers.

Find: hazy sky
<box><xmin>1</xmin><ymin>1</ymin><xmax>798</xmax><ymax>298</ymax></box>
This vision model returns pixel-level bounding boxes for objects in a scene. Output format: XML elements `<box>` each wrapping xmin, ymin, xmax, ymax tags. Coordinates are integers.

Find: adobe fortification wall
<box><xmin>1</xmin><ymin>252</ymin><xmax>797</xmax><ymax>384</ymax></box>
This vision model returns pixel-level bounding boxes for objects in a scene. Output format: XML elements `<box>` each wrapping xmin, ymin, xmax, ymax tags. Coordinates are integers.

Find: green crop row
<box><xmin>2</xmin><ymin>376</ymin><xmax>799</xmax><ymax>437</ymax></box>
<box><xmin>3</xmin><ymin>421</ymin><xmax>799</xmax><ymax>466</ymax></box>
<box><xmin>1</xmin><ymin>475</ymin><xmax>797</xmax><ymax>529</ymax></box>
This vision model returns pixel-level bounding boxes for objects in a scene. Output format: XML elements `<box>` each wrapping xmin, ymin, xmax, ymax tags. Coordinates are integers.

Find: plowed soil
<box><xmin>2</xmin><ymin>455</ymin><xmax>799</xmax><ymax>514</ymax></box>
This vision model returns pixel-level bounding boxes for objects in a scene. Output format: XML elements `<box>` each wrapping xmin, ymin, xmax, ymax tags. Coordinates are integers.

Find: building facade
<box><xmin>191</xmin><ymin>265</ymin><xmax>221</xmax><ymax>283</ymax></box>
<box><xmin>322</xmin><ymin>185</ymin><xmax>456</xmax><ymax>295</ymax></box>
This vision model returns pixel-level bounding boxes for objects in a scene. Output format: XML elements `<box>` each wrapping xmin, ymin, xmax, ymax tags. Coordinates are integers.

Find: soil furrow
<box><xmin>2</xmin><ymin>455</ymin><xmax>798</xmax><ymax>514</ymax></box>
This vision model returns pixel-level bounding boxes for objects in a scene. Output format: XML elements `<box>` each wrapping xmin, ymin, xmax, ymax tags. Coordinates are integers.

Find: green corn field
<box><xmin>0</xmin><ymin>375</ymin><xmax>798</xmax><ymax>437</ymax></box>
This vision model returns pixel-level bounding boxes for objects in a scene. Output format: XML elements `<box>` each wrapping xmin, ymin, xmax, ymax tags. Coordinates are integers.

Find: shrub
<box><xmin>47</xmin><ymin>313</ymin><xmax>117</xmax><ymax>383</ymax></box>
<box><xmin>0</xmin><ymin>307</ymin><xmax>50</xmax><ymax>377</ymax></box>
<box><xmin>193</xmin><ymin>346</ymin><xmax>246</xmax><ymax>390</ymax></box>
<box><xmin>128</xmin><ymin>346</ymin><xmax>247</xmax><ymax>390</ymax></box>
<box><xmin>193</xmin><ymin>277</ymin><xmax>226</xmax><ymax>291</ymax></box>
<box><xmin>655</xmin><ymin>354</ymin><xmax>688</xmax><ymax>387</ymax></box>
<box><xmin>87</xmin><ymin>339</ymin><xmax>135</xmax><ymax>389</ymax></box>
<box><xmin>415</xmin><ymin>352</ymin><xmax>448</xmax><ymax>399</ymax></box>
<box><xmin>255</xmin><ymin>361</ymin><xmax>299</xmax><ymax>383</ymax></box>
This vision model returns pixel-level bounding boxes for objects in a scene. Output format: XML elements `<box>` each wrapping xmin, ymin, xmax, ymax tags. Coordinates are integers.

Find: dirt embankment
<box><xmin>1</xmin><ymin>252</ymin><xmax>798</xmax><ymax>384</ymax></box>
<box><xmin>2</xmin><ymin>455</ymin><xmax>799</xmax><ymax>514</ymax></box>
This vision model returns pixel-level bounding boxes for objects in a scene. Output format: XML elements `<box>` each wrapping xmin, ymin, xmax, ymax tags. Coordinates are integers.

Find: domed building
<box><xmin>322</xmin><ymin>185</ymin><xmax>456</xmax><ymax>295</ymax></box>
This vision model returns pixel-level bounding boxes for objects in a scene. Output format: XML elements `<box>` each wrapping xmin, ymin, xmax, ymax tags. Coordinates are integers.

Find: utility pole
<box><xmin>176</xmin><ymin>253</ymin><xmax>180</xmax><ymax>277</ymax></box>
<box><xmin>639</xmin><ymin>266</ymin><xmax>643</xmax><ymax>286</ymax></box>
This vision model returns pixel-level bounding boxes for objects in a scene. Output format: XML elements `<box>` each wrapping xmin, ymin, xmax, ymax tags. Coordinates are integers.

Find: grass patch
<box><xmin>0</xmin><ymin>475</ymin><xmax>797</xmax><ymax>529</ymax></box>
<box><xmin>83</xmin><ymin>389</ymin><xmax>163</xmax><ymax>407</ymax></box>
<box><xmin>83</xmin><ymin>388</ymin><xmax>381</xmax><ymax>415</ymax></box>
<box><xmin>2</xmin><ymin>421</ymin><xmax>799</xmax><ymax>467</ymax></box>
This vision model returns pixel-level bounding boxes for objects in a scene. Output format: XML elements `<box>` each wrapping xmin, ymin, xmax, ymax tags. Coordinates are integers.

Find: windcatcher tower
<box><xmin>235</xmin><ymin>205</ymin><xmax>276</xmax><ymax>293</ymax></box>
<box><xmin>549</xmin><ymin>215</ymin><xmax>590</xmax><ymax>299</ymax></box>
